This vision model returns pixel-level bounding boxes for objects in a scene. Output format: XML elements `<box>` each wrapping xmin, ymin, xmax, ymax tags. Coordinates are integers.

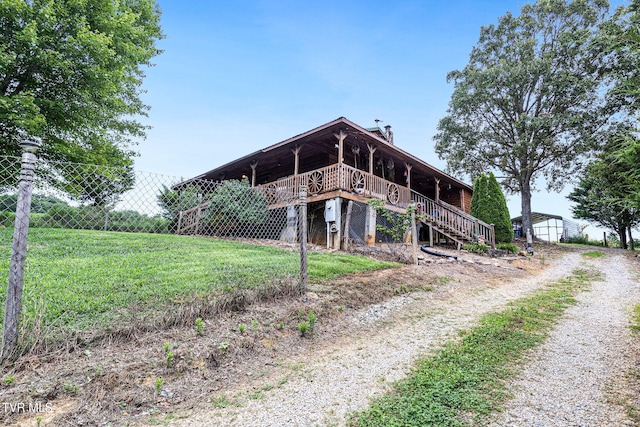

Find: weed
<box><xmin>195</xmin><ymin>317</ymin><xmax>204</xmax><ymax>335</ymax></box>
<box><xmin>463</xmin><ymin>242</ymin><xmax>489</xmax><ymax>254</ymax></box>
<box><xmin>496</xmin><ymin>242</ymin><xmax>519</xmax><ymax>254</ymax></box>
<box><xmin>3</xmin><ymin>376</ymin><xmax>14</xmax><ymax>385</ymax></box>
<box><xmin>298</xmin><ymin>321</ymin><xmax>309</xmax><ymax>336</ymax></box>
<box><xmin>36</xmin><ymin>416</ymin><xmax>42</xmax><ymax>427</ymax></box>
<box><xmin>211</xmin><ymin>394</ymin><xmax>230</xmax><ymax>408</ymax></box>
<box><xmin>582</xmin><ymin>251</ymin><xmax>605</xmax><ymax>258</ymax></box>
<box><xmin>218</xmin><ymin>341</ymin><xmax>229</xmax><ymax>354</ymax></box>
<box><xmin>252</xmin><ymin>318</ymin><xmax>260</xmax><ymax>331</ymax></box>
<box><xmin>299</xmin><ymin>309</ymin><xmax>318</xmax><ymax>337</ymax></box>
<box><xmin>63</xmin><ymin>381</ymin><xmax>78</xmax><ymax>394</ymax></box>
<box><xmin>238</xmin><ymin>323</ymin><xmax>247</xmax><ymax>334</ymax></box>
<box><xmin>308</xmin><ymin>309</ymin><xmax>317</xmax><ymax>330</ymax></box>
<box><xmin>166</xmin><ymin>351</ymin><xmax>174</xmax><ymax>367</ymax></box>
<box><xmin>155</xmin><ymin>378</ymin><xmax>164</xmax><ymax>394</ymax></box>
<box><xmin>248</xmin><ymin>390</ymin><xmax>265</xmax><ymax>400</ymax></box>
<box><xmin>337</xmin><ymin>305</ymin><xmax>344</xmax><ymax>313</ymax></box>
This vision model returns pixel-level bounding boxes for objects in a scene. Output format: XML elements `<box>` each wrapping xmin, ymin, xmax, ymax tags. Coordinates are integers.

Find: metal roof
<box><xmin>511</xmin><ymin>212</ymin><xmax>564</xmax><ymax>225</ymax></box>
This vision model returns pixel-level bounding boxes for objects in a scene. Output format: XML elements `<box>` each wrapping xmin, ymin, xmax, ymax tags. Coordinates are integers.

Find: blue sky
<box><xmin>136</xmin><ymin>0</ymin><xmax>628</xmax><ymax>237</ymax></box>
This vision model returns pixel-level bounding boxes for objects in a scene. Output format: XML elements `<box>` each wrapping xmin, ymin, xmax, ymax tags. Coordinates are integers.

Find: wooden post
<box><xmin>292</xmin><ymin>145</ymin><xmax>301</xmax><ymax>176</ymax></box>
<box><xmin>365</xmin><ymin>202</ymin><xmax>377</xmax><ymax>246</ymax></box>
<box><xmin>334</xmin><ymin>130</ymin><xmax>347</xmax><ymax>165</ymax></box>
<box><xmin>367</xmin><ymin>143</ymin><xmax>377</xmax><ymax>175</ymax></box>
<box><xmin>434</xmin><ymin>177</ymin><xmax>440</xmax><ymax>202</ymax></box>
<box><xmin>2</xmin><ymin>144</ymin><xmax>38</xmax><ymax>360</ymax></box>
<box><xmin>429</xmin><ymin>224</ymin><xmax>434</xmax><ymax>247</ymax></box>
<box><xmin>405</xmin><ymin>163</ymin><xmax>412</xmax><ymax>190</ymax></box>
<box><xmin>343</xmin><ymin>200</ymin><xmax>353</xmax><ymax>251</ymax></box>
<box><xmin>250</xmin><ymin>160</ymin><xmax>258</xmax><ymax>187</ymax></box>
<box><xmin>299</xmin><ymin>186</ymin><xmax>308</xmax><ymax>295</ymax></box>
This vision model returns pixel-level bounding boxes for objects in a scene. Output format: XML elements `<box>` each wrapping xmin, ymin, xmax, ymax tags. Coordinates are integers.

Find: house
<box><xmin>175</xmin><ymin>117</ymin><xmax>495</xmax><ymax>249</ymax></box>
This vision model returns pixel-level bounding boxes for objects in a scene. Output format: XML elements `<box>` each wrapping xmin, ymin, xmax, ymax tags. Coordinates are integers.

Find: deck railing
<box><xmin>411</xmin><ymin>191</ymin><xmax>495</xmax><ymax>248</ymax></box>
<box><xmin>258</xmin><ymin>164</ymin><xmax>411</xmax><ymax>207</ymax></box>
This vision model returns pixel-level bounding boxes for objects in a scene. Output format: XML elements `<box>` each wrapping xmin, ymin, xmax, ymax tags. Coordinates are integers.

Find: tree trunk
<box><xmin>628</xmin><ymin>226</ymin><xmax>635</xmax><ymax>251</ymax></box>
<box><xmin>520</xmin><ymin>180</ymin><xmax>534</xmax><ymax>240</ymax></box>
<box><xmin>618</xmin><ymin>226</ymin><xmax>628</xmax><ymax>249</ymax></box>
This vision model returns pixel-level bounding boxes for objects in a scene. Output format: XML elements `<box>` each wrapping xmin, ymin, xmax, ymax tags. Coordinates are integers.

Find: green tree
<box><xmin>203</xmin><ymin>179</ymin><xmax>269</xmax><ymax>234</ymax></box>
<box><xmin>598</xmin><ymin>1</ymin><xmax>640</xmax><ymax>112</ymax></box>
<box><xmin>157</xmin><ymin>184</ymin><xmax>203</xmax><ymax>232</ymax></box>
<box><xmin>434</xmin><ymin>0</ymin><xmax>618</xmax><ymax>240</ymax></box>
<box><xmin>568</xmin><ymin>131</ymin><xmax>640</xmax><ymax>249</ymax></box>
<box><xmin>0</xmin><ymin>0</ymin><xmax>163</xmax><ymax>184</ymax></box>
<box><xmin>470</xmin><ymin>173</ymin><xmax>513</xmax><ymax>243</ymax></box>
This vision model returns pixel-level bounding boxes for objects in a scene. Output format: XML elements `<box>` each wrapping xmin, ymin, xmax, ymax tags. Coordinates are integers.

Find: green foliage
<box><xmin>560</xmin><ymin>236</ymin><xmax>605</xmax><ymax>247</ymax></box>
<box><xmin>463</xmin><ymin>242</ymin><xmax>489</xmax><ymax>254</ymax></box>
<box><xmin>203</xmin><ymin>179</ymin><xmax>269</xmax><ymax>232</ymax></box>
<box><xmin>0</xmin><ymin>0</ymin><xmax>163</xmax><ymax>184</ymax></box>
<box><xmin>0</xmin><ymin>228</ymin><xmax>394</xmax><ymax>348</ymax></box>
<box><xmin>582</xmin><ymin>251</ymin><xmax>605</xmax><ymax>258</ymax></box>
<box><xmin>496</xmin><ymin>242</ymin><xmax>519</xmax><ymax>254</ymax></box>
<box><xmin>470</xmin><ymin>173</ymin><xmax>513</xmax><ymax>243</ymax></box>
<box><xmin>568</xmin><ymin>130</ymin><xmax>640</xmax><ymax>249</ymax></box>
<box><xmin>155</xmin><ymin>378</ymin><xmax>164</xmax><ymax>394</ymax></box>
<box><xmin>298</xmin><ymin>309</ymin><xmax>318</xmax><ymax>337</ymax></box>
<box><xmin>434</xmin><ymin>0</ymin><xmax>620</xmax><ymax>239</ymax></box>
<box><xmin>351</xmin><ymin>269</ymin><xmax>595</xmax><ymax>426</ymax></box>
<box><xmin>367</xmin><ymin>198</ymin><xmax>414</xmax><ymax>242</ymax></box>
<box><xmin>195</xmin><ymin>317</ymin><xmax>204</xmax><ymax>335</ymax></box>
<box><xmin>157</xmin><ymin>184</ymin><xmax>203</xmax><ymax>231</ymax></box>
<box><xmin>217</xmin><ymin>341</ymin><xmax>229</xmax><ymax>354</ymax></box>
<box><xmin>238</xmin><ymin>323</ymin><xmax>246</xmax><ymax>334</ymax></box>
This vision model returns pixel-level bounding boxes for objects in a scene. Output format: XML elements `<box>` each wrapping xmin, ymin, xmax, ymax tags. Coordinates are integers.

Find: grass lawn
<box><xmin>0</xmin><ymin>228</ymin><xmax>396</xmax><ymax>337</ymax></box>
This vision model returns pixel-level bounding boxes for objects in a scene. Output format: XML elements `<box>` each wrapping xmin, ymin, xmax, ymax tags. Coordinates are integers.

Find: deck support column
<box><xmin>292</xmin><ymin>145</ymin><xmax>301</xmax><ymax>176</ymax></box>
<box><xmin>405</xmin><ymin>163</ymin><xmax>412</xmax><ymax>191</ymax></box>
<box><xmin>367</xmin><ymin>143</ymin><xmax>377</xmax><ymax>175</ymax></box>
<box><xmin>250</xmin><ymin>161</ymin><xmax>258</xmax><ymax>187</ymax></box>
<box><xmin>365</xmin><ymin>202</ymin><xmax>377</xmax><ymax>247</ymax></box>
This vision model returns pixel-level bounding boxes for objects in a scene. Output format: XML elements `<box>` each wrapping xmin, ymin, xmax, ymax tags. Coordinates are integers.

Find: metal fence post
<box><xmin>2</xmin><ymin>139</ymin><xmax>40</xmax><ymax>361</ymax></box>
<box><xmin>299</xmin><ymin>185</ymin><xmax>307</xmax><ymax>295</ymax></box>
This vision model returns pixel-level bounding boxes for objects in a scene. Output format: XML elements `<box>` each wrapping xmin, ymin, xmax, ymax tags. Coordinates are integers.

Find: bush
<box><xmin>496</xmin><ymin>242</ymin><xmax>519</xmax><ymax>254</ymax></box>
<box><xmin>0</xmin><ymin>211</ymin><xmax>15</xmax><ymax>227</ymax></box>
<box><xmin>561</xmin><ymin>236</ymin><xmax>604</xmax><ymax>247</ymax></box>
<box><xmin>463</xmin><ymin>243</ymin><xmax>489</xmax><ymax>254</ymax></box>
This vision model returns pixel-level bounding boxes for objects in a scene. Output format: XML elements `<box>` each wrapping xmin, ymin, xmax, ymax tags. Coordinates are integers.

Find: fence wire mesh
<box><xmin>0</xmin><ymin>156</ymin><xmax>302</xmax><ymax>242</ymax></box>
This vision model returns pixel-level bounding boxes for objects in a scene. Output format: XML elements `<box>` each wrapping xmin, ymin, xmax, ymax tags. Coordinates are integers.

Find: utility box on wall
<box><xmin>324</xmin><ymin>199</ymin><xmax>336</xmax><ymax>222</ymax></box>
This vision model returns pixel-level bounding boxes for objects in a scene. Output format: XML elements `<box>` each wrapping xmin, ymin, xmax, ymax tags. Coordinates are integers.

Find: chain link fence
<box><xmin>0</xmin><ymin>155</ymin><xmax>303</xmax><ymax>242</ymax></box>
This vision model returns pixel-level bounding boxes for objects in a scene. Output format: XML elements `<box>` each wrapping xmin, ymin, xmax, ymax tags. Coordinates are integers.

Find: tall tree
<box><xmin>434</xmin><ymin>0</ymin><xmax>617</xmax><ymax>239</ymax></box>
<box><xmin>0</xmin><ymin>0</ymin><xmax>163</xmax><ymax>184</ymax></box>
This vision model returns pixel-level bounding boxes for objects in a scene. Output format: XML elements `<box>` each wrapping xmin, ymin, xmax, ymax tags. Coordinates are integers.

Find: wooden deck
<box><xmin>177</xmin><ymin>163</ymin><xmax>495</xmax><ymax>248</ymax></box>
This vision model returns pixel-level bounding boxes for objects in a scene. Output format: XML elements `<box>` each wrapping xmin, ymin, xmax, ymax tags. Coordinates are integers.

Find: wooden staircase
<box><xmin>411</xmin><ymin>191</ymin><xmax>495</xmax><ymax>249</ymax></box>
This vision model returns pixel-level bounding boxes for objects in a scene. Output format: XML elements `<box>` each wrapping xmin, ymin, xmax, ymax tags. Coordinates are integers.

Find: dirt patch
<box><xmin>1</xmin><ymin>241</ymin><xmax>570</xmax><ymax>426</ymax></box>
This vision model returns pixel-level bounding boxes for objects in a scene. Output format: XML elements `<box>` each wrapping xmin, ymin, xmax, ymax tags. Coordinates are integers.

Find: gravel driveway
<box><xmin>180</xmin><ymin>249</ymin><xmax>640</xmax><ymax>426</ymax></box>
<box><xmin>487</xmin><ymin>252</ymin><xmax>640</xmax><ymax>427</ymax></box>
